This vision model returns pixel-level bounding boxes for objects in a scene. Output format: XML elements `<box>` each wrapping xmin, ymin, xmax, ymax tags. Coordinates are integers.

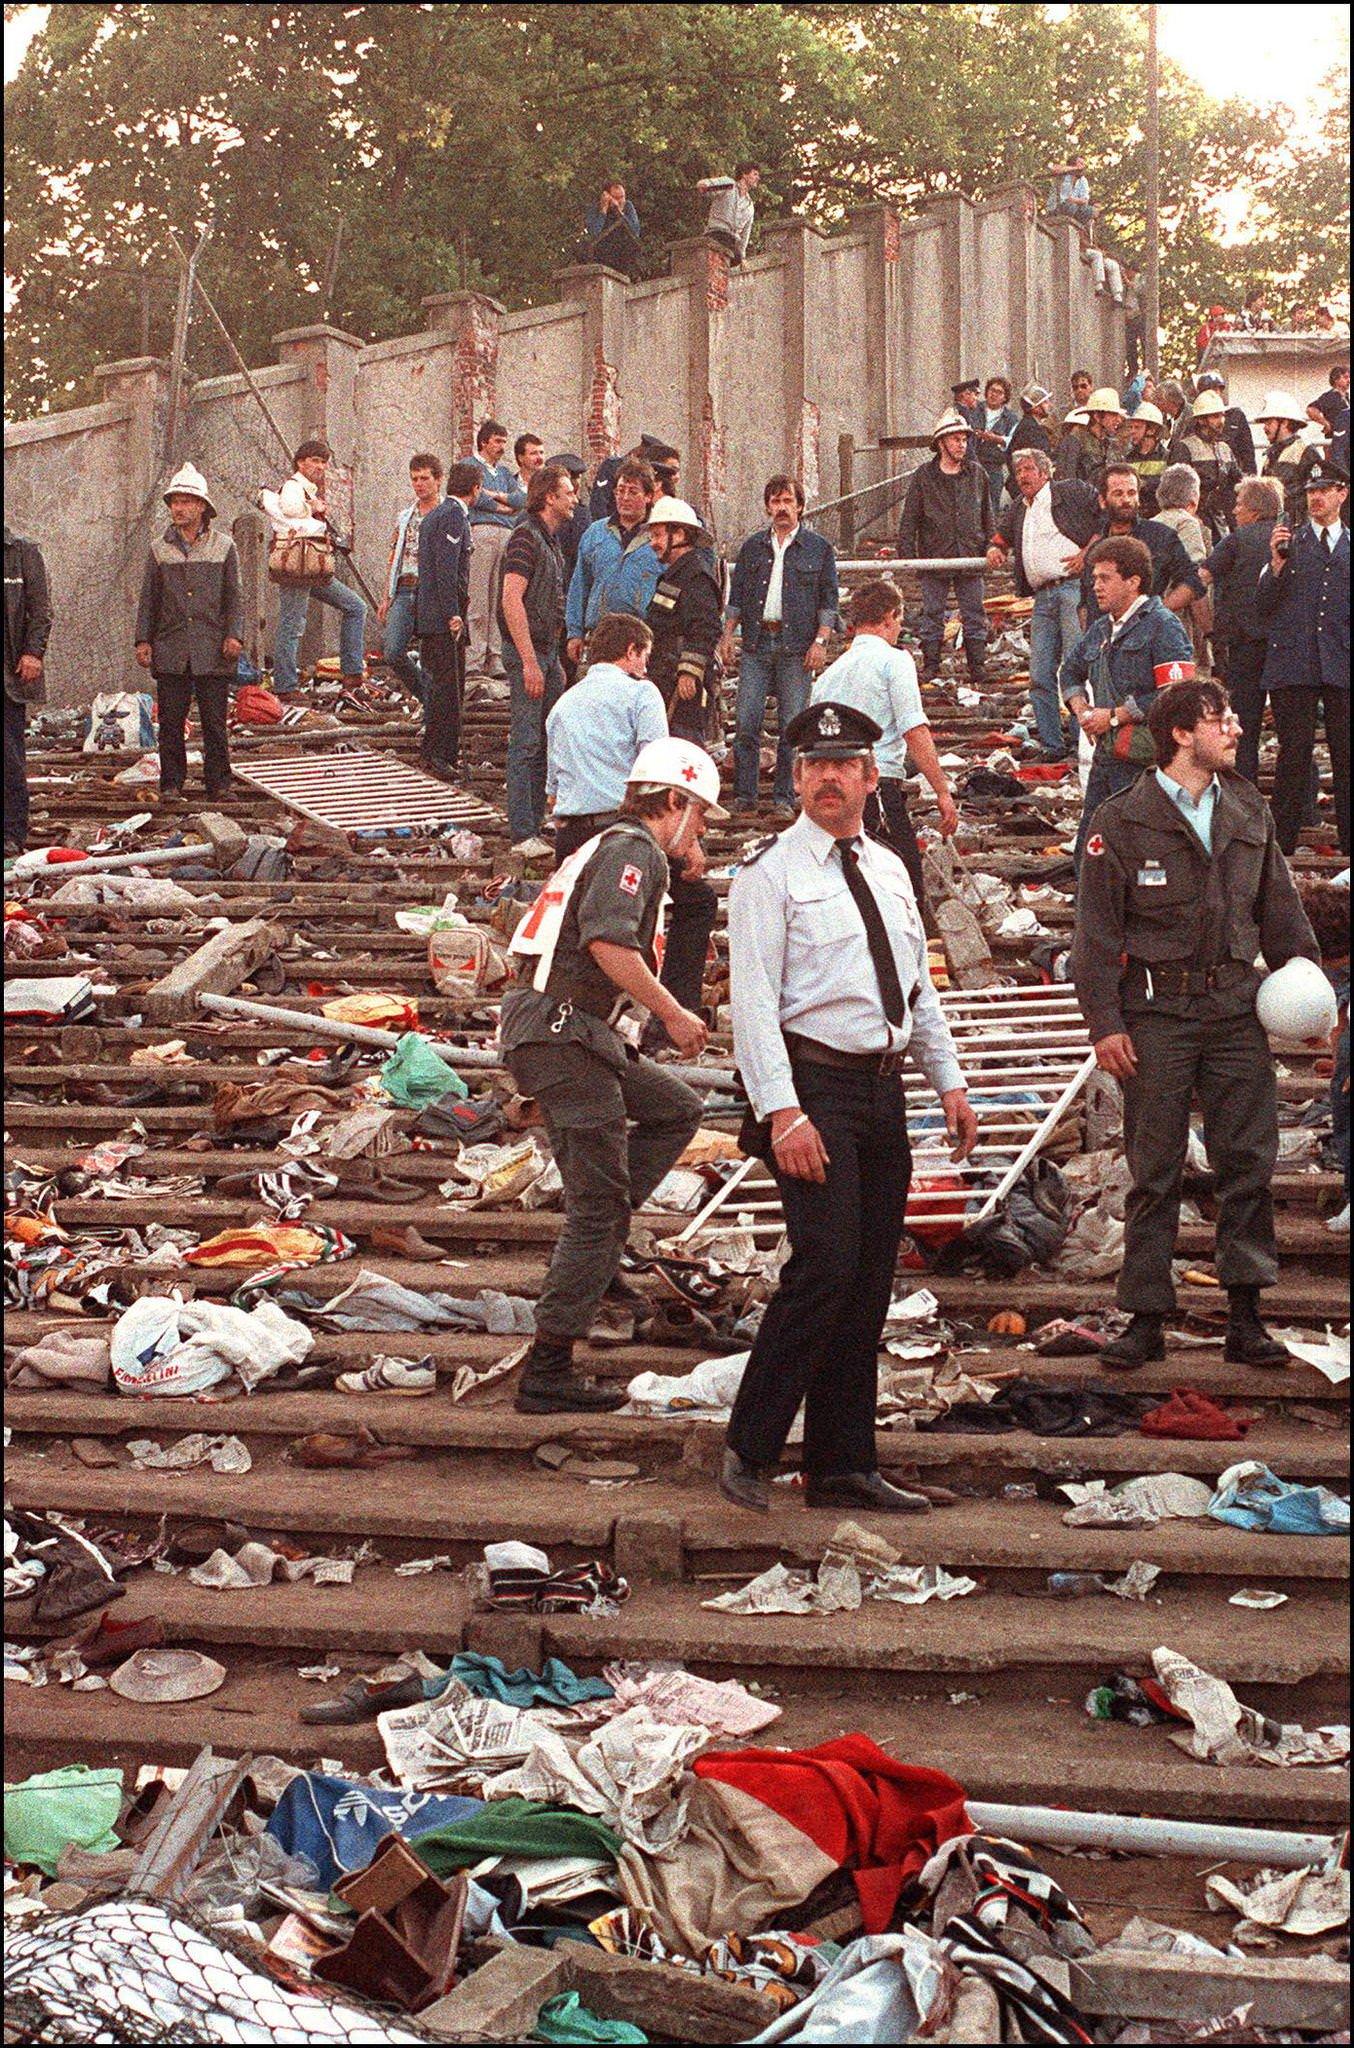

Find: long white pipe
<box><xmin>966</xmin><ymin>1801</ymin><xmax>1337</xmax><ymax>1870</ymax></box>
<box><xmin>21</xmin><ymin>843</ymin><xmax>213</xmax><ymax>878</ymax></box>
<box><xmin>837</xmin><ymin>557</ymin><xmax>990</xmax><ymax>573</ymax></box>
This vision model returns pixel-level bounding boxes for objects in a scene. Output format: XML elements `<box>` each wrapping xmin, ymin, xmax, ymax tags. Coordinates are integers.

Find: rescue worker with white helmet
<box><xmin>1055</xmin><ymin>387</ymin><xmax>1124</xmax><ymax>484</ymax></box>
<box><xmin>1169</xmin><ymin>390</ymin><xmax>1242</xmax><ymax>541</ymax></box>
<box><xmin>498</xmin><ymin>735</ymin><xmax>725</xmax><ymax>1412</ymax></box>
<box><xmin>1253</xmin><ymin>391</ymin><xmax>1321</xmax><ymax>520</ymax></box>
<box><xmin>1123</xmin><ymin>400</ymin><xmax>1169</xmax><ymax>515</ymax></box>
<box><xmin>644</xmin><ymin>496</ymin><xmax>723</xmax><ymax>746</ymax></box>
<box><xmin>1070</xmin><ymin>677</ymin><xmax>1319</xmax><ymax>1372</ymax></box>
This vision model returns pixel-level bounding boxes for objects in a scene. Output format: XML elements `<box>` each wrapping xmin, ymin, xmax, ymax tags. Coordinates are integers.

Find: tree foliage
<box><xmin>4</xmin><ymin>2</ymin><xmax>1347</xmax><ymax>417</ymax></box>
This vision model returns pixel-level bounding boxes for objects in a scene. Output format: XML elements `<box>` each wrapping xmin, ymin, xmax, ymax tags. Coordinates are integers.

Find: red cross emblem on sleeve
<box><xmin>1086</xmin><ymin>832</ymin><xmax>1106</xmax><ymax>858</ymax></box>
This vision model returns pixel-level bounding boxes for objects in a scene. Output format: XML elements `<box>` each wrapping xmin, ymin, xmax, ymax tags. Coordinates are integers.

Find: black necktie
<box><xmin>835</xmin><ymin>839</ymin><xmax>907</xmax><ymax>1028</ymax></box>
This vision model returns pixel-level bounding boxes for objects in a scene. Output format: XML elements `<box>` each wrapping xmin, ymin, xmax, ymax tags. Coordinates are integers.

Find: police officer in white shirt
<box><xmin>720</xmin><ymin>700</ymin><xmax>978</xmax><ymax>1514</ymax></box>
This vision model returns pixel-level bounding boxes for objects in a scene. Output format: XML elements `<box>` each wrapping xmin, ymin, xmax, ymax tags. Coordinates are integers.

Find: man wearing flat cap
<box><xmin>720</xmin><ymin>699</ymin><xmax>977</xmax><ymax>1516</ymax></box>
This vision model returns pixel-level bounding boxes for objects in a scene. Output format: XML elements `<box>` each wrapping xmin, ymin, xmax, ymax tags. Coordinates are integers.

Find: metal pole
<box><xmin>967</xmin><ymin>1801</ymin><xmax>1336</xmax><ymax>1872</ymax></box>
<box><xmin>838</xmin><ymin>434</ymin><xmax>855</xmax><ymax>554</ymax></box>
<box><xmin>164</xmin><ymin>226</ymin><xmax>210</xmax><ymax>472</ymax></box>
<box><xmin>1144</xmin><ymin>2</ymin><xmax>1161</xmax><ymax>380</ymax></box>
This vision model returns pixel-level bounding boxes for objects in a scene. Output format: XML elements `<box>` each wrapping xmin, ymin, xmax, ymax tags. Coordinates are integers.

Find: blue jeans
<box><xmin>1075</xmin><ymin>749</ymin><xmax>1141</xmax><ymax>866</ymax></box>
<box><xmin>274</xmin><ymin>575</ymin><xmax>367</xmax><ymax>695</ymax></box>
<box><xmin>735</xmin><ymin>642</ymin><xmax>812</xmax><ymax>808</ymax></box>
<box><xmin>917</xmin><ymin>571</ymin><xmax>987</xmax><ymax>673</ymax></box>
<box><xmin>1030</xmin><ymin>580</ymin><xmax>1083</xmax><ymax>752</ymax></box>
<box><xmin>504</xmin><ymin>640</ymin><xmax>565</xmax><ymax>841</ymax></box>
<box><xmin>382</xmin><ymin>587</ymin><xmax>423</xmax><ymax>701</ymax></box>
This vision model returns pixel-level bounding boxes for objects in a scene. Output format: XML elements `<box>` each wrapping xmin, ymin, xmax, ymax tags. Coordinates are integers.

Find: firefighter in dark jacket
<box><xmin>4</xmin><ymin>524</ymin><xmax>53</xmax><ymax>855</ymax></box>
<box><xmin>644</xmin><ymin>495</ymin><xmax>723</xmax><ymax>746</ymax></box>
<box><xmin>1168</xmin><ymin>391</ymin><xmax>1242</xmax><ymax>541</ymax></box>
<box><xmin>135</xmin><ymin>463</ymin><xmax>244</xmax><ymax>803</ymax></box>
<box><xmin>1071</xmin><ymin>678</ymin><xmax>1319</xmax><ymax>1371</ymax></box>
<box><xmin>898</xmin><ymin>410</ymin><xmax>995</xmax><ymax>684</ymax></box>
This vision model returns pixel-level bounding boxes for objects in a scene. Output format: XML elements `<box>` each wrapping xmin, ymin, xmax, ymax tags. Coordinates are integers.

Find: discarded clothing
<box><xmin>412</xmin><ymin>1798</ymin><xmax>621</xmax><ymax>1875</ymax></box>
<box><xmin>1207</xmin><ymin>1459</ymin><xmax>1349</xmax><ymax>1536</ymax></box>
<box><xmin>185</xmin><ymin>1224</ymin><xmax>348</xmax><ymax>1269</ymax></box>
<box><xmin>922</xmin><ymin>1377</ymin><xmax>1148</xmax><ymax>1437</ymax></box>
<box><xmin>109</xmin><ymin>1296</ymin><xmax>312</xmax><ymax>1396</ymax></box>
<box><xmin>1151</xmin><ymin>1647</ymin><xmax>1351</xmax><ymax>1769</ymax></box>
<box><xmin>532</xmin><ymin>1994</ymin><xmax>647</xmax><ymax>2046</ymax></box>
<box><xmin>6</xmin><ymin>1330</ymin><xmax>111</xmax><ymax>1390</ymax></box>
<box><xmin>3</xmin><ymin>1765</ymin><xmax>124</xmax><ymax>1877</ymax></box>
<box><xmin>488</xmin><ymin>1557</ymin><xmax>629</xmax><ymax>1615</ymax></box>
<box><xmin>275</xmin><ymin>1268</ymin><xmax>534</xmax><ymax>1336</ymax></box>
<box><xmin>693</xmin><ymin>1737</ymin><xmax>970</xmax><ymax>1936</ymax></box>
<box><xmin>586</xmin><ymin>1909</ymin><xmax>827</xmax><ymax>2016</ymax></box>
<box><xmin>746</xmin><ymin>1930</ymin><xmax>954</xmax><ymax>2045</ymax></box>
<box><xmin>380</xmin><ymin>1032</ymin><xmax>468</xmax><ymax>1108</ymax></box>
<box><xmin>1139</xmin><ymin>1387</ymin><xmax>1249</xmax><ymax>1441</ymax></box>
<box><xmin>266</xmin><ymin>1770</ymin><xmax>483</xmax><ymax>1890</ymax></box>
<box><xmin>450</xmin><ymin>1653</ymin><xmax>614</xmax><ymax>1710</ymax></box>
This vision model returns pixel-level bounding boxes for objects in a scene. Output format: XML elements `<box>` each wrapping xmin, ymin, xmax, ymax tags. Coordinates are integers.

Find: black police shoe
<box><xmin>514</xmin><ymin>1337</ymin><xmax>625</xmax><ymax>1414</ymax></box>
<box><xmin>1100</xmin><ymin>1313</ymin><xmax>1166</xmax><ymax>1370</ymax></box>
<box><xmin>718</xmin><ymin>1448</ymin><xmax>771</xmax><ymax>1514</ymax></box>
<box><xmin>1223</xmin><ymin>1289</ymin><xmax>1290</xmax><ymax>1369</ymax></box>
<box><xmin>804</xmin><ymin>1471</ymin><xmax>931</xmax><ymax>1513</ymax></box>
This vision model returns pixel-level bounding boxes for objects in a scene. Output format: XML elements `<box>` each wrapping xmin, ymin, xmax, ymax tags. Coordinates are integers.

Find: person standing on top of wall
<box><xmin>3</xmin><ymin>522</ymin><xmax>52</xmax><ymax>857</ymax></box>
<box><xmin>466</xmin><ymin>418</ymin><xmax>526</xmax><ymax>679</ymax></box>
<box><xmin>376</xmin><ymin>451</ymin><xmax>445</xmax><ymax>704</ymax></box>
<box><xmin>264</xmin><ymin>439</ymin><xmax>368</xmax><ymax>698</ymax></box>
<box><xmin>697</xmin><ymin>162</ymin><xmax>760</xmax><ymax>265</ymax></box>
<box><xmin>136</xmin><ymin>463</ymin><xmax>244</xmax><ymax>805</ymax></box>
<box><xmin>898</xmin><ymin>410</ymin><xmax>994</xmax><ymax>687</ymax></box>
<box><xmin>722</xmin><ymin>475</ymin><xmax>839</xmax><ymax>820</ymax></box>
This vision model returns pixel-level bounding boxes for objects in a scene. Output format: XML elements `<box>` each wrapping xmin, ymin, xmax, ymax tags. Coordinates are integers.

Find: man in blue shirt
<box><xmin>580</xmin><ymin>179</ymin><xmax>642</xmax><ymax>279</ymax></box>
<box><xmin>545</xmin><ymin>611</ymin><xmax>718</xmax><ymax>1027</ymax></box>
<box><xmin>811</xmin><ymin>577</ymin><xmax>959</xmax><ymax>915</ymax></box>
<box><xmin>565</xmin><ymin>458</ymin><xmax>662</xmax><ymax>663</ymax></box>
<box><xmin>722</xmin><ymin>475</ymin><xmax>838</xmax><ymax>817</ymax></box>
<box><xmin>466</xmin><ymin>418</ymin><xmax>526</xmax><ymax>679</ymax></box>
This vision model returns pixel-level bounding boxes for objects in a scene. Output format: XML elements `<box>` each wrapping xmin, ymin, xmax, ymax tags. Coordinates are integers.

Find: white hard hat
<box><xmin>1064</xmin><ymin>407</ymin><xmax>1091</xmax><ymax>426</ymax></box>
<box><xmin>627</xmin><ymin>736</ymin><xmax>729</xmax><ymax>819</ymax></box>
<box><xmin>163</xmin><ymin>463</ymin><xmax>217</xmax><ymax>518</ymax></box>
<box><xmin>931</xmin><ymin>409</ymin><xmax>973</xmax><ymax>444</ymax></box>
<box><xmin>1132</xmin><ymin>402</ymin><xmax>1165</xmax><ymax>427</ymax></box>
<box><xmin>1190</xmin><ymin>391</ymin><xmax>1227</xmax><ymax>420</ymax></box>
<box><xmin>1252</xmin><ymin>390</ymin><xmax>1306</xmax><ymax>426</ymax></box>
<box><xmin>1255</xmin><ymin>956</ymin><xmax>1338</xmax><ymax>1041</ymax></box>
<box><xmin>647</xmin><ymin>495</ymin><xmax>707</xmax><ymax>534</ymax></box>
<box><xmin>1086</xmin><ymin>387</ymin><xmax>1125</xmax><ymax>416</ymax></box>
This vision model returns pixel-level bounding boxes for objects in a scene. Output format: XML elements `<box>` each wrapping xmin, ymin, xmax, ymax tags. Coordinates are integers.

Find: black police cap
<box><xmin>1303</xmin><ymin>455</ymin><xmax>1350</xmax><ymax>489</ymax></box>
<box><xmin>784</xmin><ymin>700</ymin><xmax>882</xmax><ymax>758</ymax></box>
<box><xmin>951</xmin><ymin>379</ymin><xmax>980</xmax><ymax>396</ymax></box>
<box><xmin>546</xmin><ymin>451</ymin><xmax>587</xmax><ymax>476</ymax></box>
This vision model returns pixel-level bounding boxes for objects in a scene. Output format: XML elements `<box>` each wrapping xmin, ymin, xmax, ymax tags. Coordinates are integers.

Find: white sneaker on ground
<box><xmin>336</xmin><ymin>1357</ymin><xmax>436</xmax><ymax>1396</ymax></box>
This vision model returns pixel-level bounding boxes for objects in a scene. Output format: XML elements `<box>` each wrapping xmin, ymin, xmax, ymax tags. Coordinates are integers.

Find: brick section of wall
<box><xmin>698</xmin><ymin>389</ymin><xmax>725</xmax><ymax>515</ymax></box>
<box><xmin>882</xmin><ymin>211</ymin><xmax>902</xmax><ymax>263</ymax></box>
<box><xmin>587</xmin><ymin>345</ymin><xmax>621</xmax><ymax>458</ymax></box>
<box><xmin>452</xmin><ymin>304</ymin><xmax>499</xmax><ymax>457</ymax></box>
<box><xmin>705</xmin><ymin>247</ymin><xmax>730</xmax><ymax>313</ymax></box>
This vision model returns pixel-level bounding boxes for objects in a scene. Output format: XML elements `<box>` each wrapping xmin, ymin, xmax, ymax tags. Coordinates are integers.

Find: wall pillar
<box><xmin>550</xmin><ymin>264</ymin><xmax>630</xmax><ymax>463</ymax></box>
<box><xmin>922</xmin><ymin>193</ymin><xmax>981</xmax><ymax>387</ymax></box>
<box><xmin>991</xmin><ymin>183</ymin><xmax>1039</xmax><ymax>387</ymax></box>
<box><xmin>1048</xmin><ymin>219</ymin><xmax>1081</xmax><ymax>404</ymax></box>
<box><xmin>759</xmin><ymin>219</ymin><xmax>830</xmax><ymax>495</ymax></box>
<box><xmin>668</xmin><ymin>236</ymin><xmax>730</xmax><ymax>527</ymax></box>
<box><xmin>848</xmin><ymin>203</ymin><xmax>902</xmax><ymax>455</ymax></box>
<box><xmin>91</xmin><ymin>355</ymin><xmax>172</xmax><ymax>660</ymax></box>
<box><xmin>420</xmin><ymin>290</ymin><xmax>504</xmax><ymax>458</ymax></box>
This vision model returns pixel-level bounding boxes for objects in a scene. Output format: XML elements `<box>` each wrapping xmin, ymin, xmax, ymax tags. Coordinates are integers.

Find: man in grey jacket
<box><xmin>135</xmin><ymin>463</ymin><xmax>244</xmax><ymax>803</ymax></box>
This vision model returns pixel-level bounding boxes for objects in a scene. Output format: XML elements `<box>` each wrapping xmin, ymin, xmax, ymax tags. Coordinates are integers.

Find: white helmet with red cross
<box><xmin>626</xmin><ymin>737</ymin><xmax>729</xmax><ymax>818</ymax></box>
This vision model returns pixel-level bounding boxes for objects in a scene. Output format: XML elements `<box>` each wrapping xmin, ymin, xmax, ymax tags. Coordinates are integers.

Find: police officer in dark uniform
<box><xmin>644</xmin><ymin>496</ymin><xmax>723</xmax><ymax>746</ymax></box>
<box><xmin>498</xmin><ymin>737</ymin><xmax>726</xmax><ymax>1413</ymax></box>
<box><xmin>1070</xmin><ymin>677</ymin><xmax>1319</xmax><ymax>1371</ymax></box>
<box><xmin>720</xmin><ymin>700</ymin><xmax>977</xmax><ymax>1513</ymax></box>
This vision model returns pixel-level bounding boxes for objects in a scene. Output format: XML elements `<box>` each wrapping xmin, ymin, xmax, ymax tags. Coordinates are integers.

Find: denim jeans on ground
<box><xmin>1029</xmin><ymin>579</ymin><xmax>1083</xmax><ymax>752</ymax></box>
<box><xmin>735</xmin><ymin>644</ymin><xmax>811</xmax><ymax>807</ymax></box>
<box><xmin>382</xmin><ymin>587</ymin><xmax>424</xmax><ymax>701</ymax></box>
<box><xmin>274</xmin><ymin>575</ymin><xmax>367</xmax><ymax>694</ymax></box>
<box><xmin>504</xmin><ymin>640</ymin><xmax>565</xmax><ymax>841</ymax></box>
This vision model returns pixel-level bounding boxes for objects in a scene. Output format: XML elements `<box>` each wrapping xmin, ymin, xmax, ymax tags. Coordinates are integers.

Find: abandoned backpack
<box><xmin>267</xmin><ymin>532</ymin><xmax>335</xmax><ymax>586</ymax></box>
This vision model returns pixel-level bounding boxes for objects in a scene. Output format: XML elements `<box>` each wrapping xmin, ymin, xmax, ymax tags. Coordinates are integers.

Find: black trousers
<box><xmin>726</xmin><ymin>1061</ymin><xmax>913</xmax><ymax>1479</ymax></box>
<box><xmin>1119</xmin><ymin>1007</ymin><xmax>1278</xmax><ymax>1314</ymax></box>
<box><xmin>156</xmin><ymin>673</ymin><xmax>231</xmax><ymax>794</ymax></box>
<box><xmin>865</xmin><ymin>778</ymin><xmax>928</xmax><ymax>922</ymax></box>
<box><xmin>5</xmin><ymin>693</ymin><xmax>29</xmax><ymax>849</ymax></box>
<box><xmin>1269</xmin><ymin>685</ymin><xmax>1350</xmax><ymax>856</ymax></box>
<box><xmin>1218</xmin><ymin>636</ymin><xmax>1269</xmax><ymax>786</ymax></box>
<box><xmin>553</xmin><ymin>811</ymin><xmax>718</xmax><ymax>1021</ymax></box>
<box><xmin>421</xmin><ymin>632</ymin><xmax>465</xmax><ymax>771</ymax></box>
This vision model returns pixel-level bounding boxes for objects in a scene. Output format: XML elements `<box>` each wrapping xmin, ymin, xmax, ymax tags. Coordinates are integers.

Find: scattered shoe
<box><xmin>804</xmin><ymin>1470</ymin><xmax>931</xmax><ymax>1514</ymax></box>
<box><xmin>1327</xmin><ymin>1202</ymin><xmax>1350</xmax><ymax>1235</ymax></box>
<box><xmin>718</xmin><ymin>1447</ymin><xmax>771</xmax><ymax>1514</ymax></box>
<box><xmin>301</xmin><ymin>1670</ymin><xmax>429</xmax><ymax>1725</ymax></box>
<box><xmin>335</xmin><ymin>1357</ymin><xmax>436</xmax><ymax>1397</ymax></box>
<box><xmin>369</xmin><ymin>1223</ymin><xmax>448</xmax><ymax>1262</ymax></box>
<box><xmin>1100</xmin><ymin>1313</ymin><xmax>1166</xmax><ymax>1371</ymax></box>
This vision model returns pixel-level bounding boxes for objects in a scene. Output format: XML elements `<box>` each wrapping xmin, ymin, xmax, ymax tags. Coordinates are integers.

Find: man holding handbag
<box><xmin>263</xmin><ymin>439</ymin><xmax>368</xmax><ymax>697</ymax></box>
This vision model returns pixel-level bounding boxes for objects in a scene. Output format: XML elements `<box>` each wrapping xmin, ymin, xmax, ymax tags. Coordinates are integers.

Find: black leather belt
<box><xmin>1123</xmin><ymin>959</ymin><xmax>1251</xmax><ymax>999</ymax></box>
<box><xmin>554</xmin><ymin>810</ymin><xmax>617</xmax><ymax>831</ymax></box>
<box><xmin>785</xmin><ymin>1030</ymin><xmax>906</xmax><ymax>1076</ymax></box>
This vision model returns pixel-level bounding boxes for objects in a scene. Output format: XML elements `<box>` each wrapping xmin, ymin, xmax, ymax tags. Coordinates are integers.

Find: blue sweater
<box><xmin>469</xmin><ymin>459</ymin><xmax>526</xmax><ymax>531</ymax></box>
<box><xmin>565</xmin><ymin>518</ymin><xmax>662</xmax><ymax>640</ymax></box>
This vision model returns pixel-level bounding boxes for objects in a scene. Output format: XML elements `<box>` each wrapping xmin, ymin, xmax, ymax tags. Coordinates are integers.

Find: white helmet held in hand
<box><xmin>627</xmin><ymin>737</ymin><xmax>729</xmax><ymax>818</ymax></box>
<box><xmin>1255</xmin><ymin>956</ymin><xmax>1337</xmax><ymax>1040</ymax></box>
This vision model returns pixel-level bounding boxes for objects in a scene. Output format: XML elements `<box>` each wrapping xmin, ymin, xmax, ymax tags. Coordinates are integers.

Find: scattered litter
<box><xmin>1060</xmin><ymin>1472</ymin><xmax>1213</xmax><ymax>1527</ymax></box>
<box><xmin>126</xmin><ymin>1434</ymin><xmax>253</xmax><ymax>1475</ymax></box>
<box><xmin>1204</xmin><ymin>1863</ymin><xmax>1350</xmax><ymax>1937</ymax></box>
<box><xmin>1151</xmin><ymin>1647</ymin><xmax>1351</xmax><ymax>1769</ymax></box>
<box><xmin>1228</xmin><ymin>1589</ymin><xmax>1289</xmax><ymax>1610</ymax></box>
<box><xmin>1208</xmin><ymin>1459</ymin><xmax>1349</xmax><ymax>1536</ymax></box>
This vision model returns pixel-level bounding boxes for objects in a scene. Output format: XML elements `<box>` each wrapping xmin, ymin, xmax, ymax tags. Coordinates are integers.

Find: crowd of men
<box><xmin>5</xmin><ymin>342</ymin><xmax>1347</xmax><ymax>1493</ymax></box>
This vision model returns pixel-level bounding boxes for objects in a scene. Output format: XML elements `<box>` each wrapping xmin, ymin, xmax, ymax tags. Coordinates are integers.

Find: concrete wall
<box><xmin>5</xmin><ymin>186</ymin><xmax>1124</xmax><ymax>705</ymax></box>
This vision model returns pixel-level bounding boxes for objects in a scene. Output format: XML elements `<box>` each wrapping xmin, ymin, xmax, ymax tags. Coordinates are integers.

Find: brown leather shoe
<box><xmin>370</xmin><ymin>1222</ymin><xmax>448</xmax><ymax>1261</ymax></box>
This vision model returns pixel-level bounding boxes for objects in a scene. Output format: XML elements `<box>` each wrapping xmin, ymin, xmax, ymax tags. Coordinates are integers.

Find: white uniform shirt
<box><xmin>811</xmin><ymin>636</ymin><xmax>925</xmax><ymax>781</ymax></box>
<box><xmin>728</xmin><ymin>812</ymin><xmax>965</xmax><ymax>1119</ymax></box>
<box><xmin>1020</xmin><ymin>483</ymin><xmax>1080</xmax><ymax>589</ymax></box>
<box><xmin>761</xmin><ymin>527</ymin><xmax>799</xmax><ymax>623</ymax></box>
